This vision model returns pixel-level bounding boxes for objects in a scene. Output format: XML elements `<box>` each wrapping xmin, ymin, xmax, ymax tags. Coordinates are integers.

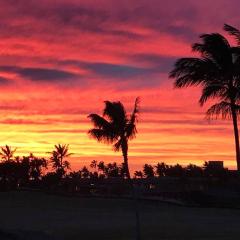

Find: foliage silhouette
<box><xmin>49</xmin><ymin>144</ymin><xmax>71</xmax><ymax>177</ymax></box>
<box><xmin>186</xmin><ymin>164</ymin><xmax>203</xmax><ymax>178</ymax></box>
<box><xmin>169</xmin><ymin>24</ymin><xmax>240</xmax><ymax>171</ymax></box>
<box><xmin>134</xmin><ymin>170</ymin><xmax>143</xmax><ymax>179</ymax></box>
<box><xmin>143</xmin><ymin>164</ymin><xmax>154</xmax><ymax>178</ymax></box>
<box><xmin>155</xmin><ymin>162</ymin><xmax>169</xmax><ymax>177</ymax></box>
<box><xmin>0</xmin><ymin>145</ymin><xmax>17</xmax><ymax>162</ymax></box>
<box><xmin>88</xmin><ymin>98</ymin><xmax>140</xmax><ymax>179</ymax></box>
<box><xmin>27</xmin><ymin>153</ymin><xmax>48</xmax><ymax>181</ymax></box>
<box><xmin>90</xmin><ymin>160</ymin><xmax>125</xmax><ymax>178</ymax></box>
<box><xmin>0</xmin><ymin>151</ymin><xmax>48</xmax><ymax>189</ymax></box>
<box><xmin>80</xmin><ymin>166</ymin><xmax>90</xmax><ymax>179</ymax></box>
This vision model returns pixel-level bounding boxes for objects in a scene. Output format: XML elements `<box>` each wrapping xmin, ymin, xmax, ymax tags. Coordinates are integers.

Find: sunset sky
<box><xmin>0</xmin><ymin>0</ymin><xmax>239</xmax><ymax>170</ymax></box>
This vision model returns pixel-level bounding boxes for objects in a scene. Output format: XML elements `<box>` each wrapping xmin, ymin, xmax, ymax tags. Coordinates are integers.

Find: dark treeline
<box><xmin>0</xmin><ymin>144</ymin><xmax>236</xmax><ymax>193</ymax></box>
<box><xmin>135</xmin><ymin>162</ymin><xmax>228</xmax><ymax>179</ymax></box>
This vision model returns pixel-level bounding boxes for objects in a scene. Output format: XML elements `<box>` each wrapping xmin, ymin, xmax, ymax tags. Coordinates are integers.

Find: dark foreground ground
<box><xmin>0</xmin><ymin>191</ymin><xmax>239</xmax><ymax>240</ymax></box>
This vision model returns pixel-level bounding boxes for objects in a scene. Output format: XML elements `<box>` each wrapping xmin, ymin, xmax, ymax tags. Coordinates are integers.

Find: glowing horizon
<box><xmin>0</xmin><ymin>0</ymin><xmax>239</xmax><ymax>171</ymax></box>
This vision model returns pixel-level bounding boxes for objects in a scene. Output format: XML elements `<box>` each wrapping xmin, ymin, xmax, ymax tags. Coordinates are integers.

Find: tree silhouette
<box><xmin>134</xmin><ymin>170</ymin><xmax>143</xmax><ymax>179</ymax></box>
<box><xmin>0</xmin><ymin>145</ymin><xmax>16</xmax><ymax>162</ymax></box>
<box><xmin>155</xmin><ymin>162</ymin><xmax>169</xmax><ymax>177</ymax></box>
<box><xmin>49</xmin><ymin>144</ymin><xmax>71</xmax><ymax>177</ymax></box>
<box><xmin>97</xmin><ymin>161</ymin><xmax>106</xmax><ymax>178</ymax></box>
<box><xmin>105</xmin><ymin>162</ymin><xmax>124</xmax><ymax>178</ymax></box>
<box><xmin>90</xmin><ymin>160</ymin><xmax>98</xmax><ymax>169</ymax></box>
<box><xmin>166</xmin><ymin>164</ymin><xmax>185</xmax><ymax>177</ymax></box>
<box><xmin>186</xmin><ymin>164</ymin><xmax>203</xmax><ymax>177</ymax></box>
<box><xmin>28</xmin><ymin>153</ymin><xmax>48</xmax><ymax>181</ymax></box>
<box><xmin>169</xmin><ymin>24</ymin><xmax>240</xmax><ymax>171</ymax></box>
<box><xmin>88</xmin><ymin>97</ymin><xmax>141</xmax><ymax>240</ymax></box>
<box><xmin>143</xmin><ymin>164</ymin><xmax>154</xmax><ymax>178</ymax></box>
<box><xmin>80</xmin><ymin>166</ymin><xmax>90</xmax><ymax>179</ymax></box>
<box><xmin>88</xmin><ymin>98</ymin><xmax>140</xmax><ymax>179</ymax></box>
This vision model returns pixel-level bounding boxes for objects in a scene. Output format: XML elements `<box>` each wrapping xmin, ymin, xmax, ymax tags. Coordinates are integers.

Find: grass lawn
<box><xmin>0</xmin><ymin>191</ymin><xmax>239</xmax><ymax>240</ymax></box>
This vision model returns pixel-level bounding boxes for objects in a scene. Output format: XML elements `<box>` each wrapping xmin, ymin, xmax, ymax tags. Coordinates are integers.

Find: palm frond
<box><xmin>236</xmin><ymin>105</ymin><xmax>240</xmax><ymax>117</ymax></box>
<box><xmin>113</xmin><ymin>139</ymin><xmax>122</xmax><ymax>152</ymax></box>
<box><xmin>192</xmin><ymin>33</ymin><xmax>231</xmax><ymax>66</ymax></box>
<box><xmin>54</xmin><ymin>144</ymin><xmax>72</xmax><ymax>157</ymax></box>
<box><xmin>199</xmin><ymin>84</ymin><xmax>227</xmax><ymax>106</ymax></box>
<box><xmin>224</xmin><ymin>24</ymin><xmax>240</xmax><ymax>44</ymax></box>
<box><xmin>63</xmin><ymin>160</ymin><xmax>71</xmax><ymax>169</ymax></box>
<box><xmin>170</xmin><ymin>57</ymin><xmax>219</xmax><ymax>88</ymax></box>
<box><xmin>103</xmin><ymin>101</ymin><xmax>127</xmax><ymax>125</ymax></box>
<box><xmin>88</xmin><ymin>114</ymin><xmax>111</xmax><ymax>129</ymax></box>
<box><xmin>88</xmin><ymin>128</ymin><xmax>117</xmax><ymax>143</ymax></box>
<box><xmin>206</xmin><ymin>101</ymin><xmax>231</xmax><ymax>119</ymax></box>
<box><xmin>125</xmin><ymin>97</ymin><xmax>140</xmax><ymax>139</ymax></box>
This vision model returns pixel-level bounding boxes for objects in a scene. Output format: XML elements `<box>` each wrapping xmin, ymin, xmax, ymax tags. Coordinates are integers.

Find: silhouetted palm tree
<box><xmin>88</xmin><ymin>97</ymin><xmax>140</xmax><ymax>179</ymax></box>
<box><xmin>169</xmin><ymin>24</ymin><xmax>240</xmax><ymax>171</ymax></box>
<box><xmin>88</xmin><ymin>97</ymin><xmax>141</xmax><ymax>240</ymax></box>
<box><xmin>90</xmin><ymin>160</ymin><xmax>97</xmax><ymax>169</ymax></box>
<box><xmin>0</xmin><ymin>145</ymin><xmax>16</xmax><ymax>162</ymax></box>
<box><xmin>49</xmin><ymin>144</ymin><xmax>71</xmax><ymax>176</ymax></box>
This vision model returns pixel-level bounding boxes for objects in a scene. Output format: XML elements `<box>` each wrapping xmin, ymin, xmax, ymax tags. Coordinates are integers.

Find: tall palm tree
<box><xmin>88</xmin><ymin>97</ymin><xmax>140</xmax><ymax>179</ymax></box>
<box><xmin>49</xmin><ymin>144</ymin><xmax>71</xmax><ymax>176</ymax></box>
<box><xmin>169</xmin><ymin>24</ymin><xmax>240</xmax><ymax>171</ymax></box>
<box><xmin>0</xmin><ymin>145</ymin><xmax>16</xmax><ymax>162</ymax></box>
<box><xmin>88</xmin><ymin>97</ymin><xmax>141</xmax><ymax>240</ymax></box>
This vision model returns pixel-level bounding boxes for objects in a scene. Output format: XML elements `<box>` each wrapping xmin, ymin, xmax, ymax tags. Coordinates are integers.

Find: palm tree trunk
<box><xmin>123</xmin><ymin>152</ymin><xmax>131</xmax><ymax>179</ymax></box>
<box><xmin>121</xmin><ymin>139</ymin><xmax>131</xmax><ymax>180</ymax></box>
<box><xmin>231</xmin><ymin>104</ymin><xmax>240</xmax><ymax>171</ymax></box>
<box><xmin>121</xmin><ymin>140</ymin><xmax>141</xmax><ymax>240</ymax></box>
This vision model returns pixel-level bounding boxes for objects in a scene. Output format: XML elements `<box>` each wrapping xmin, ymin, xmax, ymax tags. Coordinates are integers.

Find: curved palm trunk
<box><xmin>122</xmin><ymin>147</ymin><xmax>131</xmax><ymax>179</ymax></box>
<box><xmin>121</xmin><ymin>140</ymin><xmax>141</xmax><ymax>240</ymax></box>
<box><xmin>231</xmin><ymin>103</ymin><xmax>240</xmax><ymax>171</ymax></box>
